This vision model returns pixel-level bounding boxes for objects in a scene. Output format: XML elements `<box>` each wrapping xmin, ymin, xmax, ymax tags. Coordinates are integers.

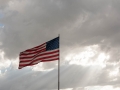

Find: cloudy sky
<box><xmin>1</xmin><ymin>0</ymin><xmax>120</xmax><ymax>90</ymax></box>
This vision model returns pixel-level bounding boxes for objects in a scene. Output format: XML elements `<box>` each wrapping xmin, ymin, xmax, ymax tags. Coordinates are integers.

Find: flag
<box><xmin>19</xmin><ymin>37</ymin><xmax>59</xmax><ymax>69</ymax></box>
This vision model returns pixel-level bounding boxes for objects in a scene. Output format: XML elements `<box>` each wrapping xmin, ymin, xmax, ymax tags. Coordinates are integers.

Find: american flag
<box><xmin>19</xmin><ymin>37</ymin><xmax>59</xmax><ymax>69</ymax></box>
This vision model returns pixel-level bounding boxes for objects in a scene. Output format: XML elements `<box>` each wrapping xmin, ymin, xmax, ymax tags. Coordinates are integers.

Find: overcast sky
<box><xmin>1</xmin><ymin>0</ymin><xmax>120</xmax><ymax>90</ymax></box>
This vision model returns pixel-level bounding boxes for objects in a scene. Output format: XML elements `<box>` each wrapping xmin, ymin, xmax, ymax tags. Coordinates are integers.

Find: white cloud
<box><xmin>1</xmin><ymin>0</ymin><xmax>120</xmax><ymax>90</ymax></box>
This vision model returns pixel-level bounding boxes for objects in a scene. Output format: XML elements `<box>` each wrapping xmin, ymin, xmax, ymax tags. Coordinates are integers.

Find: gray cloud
<box><xmin>0</xmin><ymin>65</ymin><xmax>120</xmax><ymax>90</ymax></box>
<box><xmin>0</xmin><ymin>0</ymin><xmax>117</xmax><ymax>58</ymax></box>
<box><xmin>0</xmin><ymin>0</ymin><xmax>10</xmax><ymax>9</ymax></box>
<box><xmin>1</xmin><ymin>0</ymin><xmax>120</xmax><ymax>90</ymax></box>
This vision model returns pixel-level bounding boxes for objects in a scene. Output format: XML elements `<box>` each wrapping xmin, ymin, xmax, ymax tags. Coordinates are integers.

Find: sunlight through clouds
<box><xmin>0</xmin><ymin>50</ymin><xmax>18</xmax><ymax>71</ymax></box>
<box><xmin>63</xmin><ymin>86</ymin><xmax>120</xmax><ymax>90</ymax></box>
<box><xmin>64</xmin><ymin>45</ymin><xmax>110</xmax><ymax>67</ymax></box>
<box><xmin>61</xmin><ymin>88</ymin><xmax>72</xmax><ymax>90</ymax></box>
<box><xmin>0</xmin><ymin>50</ymin><xmax>5</xmax><ymax>60</ymax></box>
<box><xmin>97</xmin><ymin>53</ymin><xmax>110</xmax><ymax>62</ymax></box>
<box><xmin>86</xmin><ymin>86</ymin><xmax>120</xmax><ymax>90</ymax></box>
<box><xmin>8</xmin><ymin>0</ymin><xmax>29</xmax><ymax>13</ymax></box>
<box><xmin>1</xmin><ymin>0</ymin><xmax>120</xmax><ymax>90</ymax></box>
<box><xmin>109</xmin><ymin>68</ymin><xmax>119</xmax><ymax>77</ymax></box>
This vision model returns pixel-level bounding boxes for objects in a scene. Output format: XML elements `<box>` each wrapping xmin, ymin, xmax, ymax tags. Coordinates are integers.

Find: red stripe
<box><xmin>19</xmin><ymin>63</ymin><xmax>37</xmax><ymax>67</ymax></box>
<box><xmin>33</xmin><ymin>55</ymin><xmax>59</xmax><ymax>64</ymax></box>
<box><xmin>31</xmin><ymin>43</ymin><xmax>46</xmax><ymax>50</ymax></box>
<box><xmin>19</xmin><ymin>63</ymin><xmax>37</xmax><ymax>68</ymax></box>
<box><xmin>19</xmin><ymin>58</ymin><xmax>59</xmax><ymax>67</ymax></box>
<box><xmin>21</xmin><ymin>48</ymin><xmax>46</xmax><ymax>55</ymax></box>
<box><xmin>25</xmin><ymin>44</ymin><xmax>46</xmax><ymax>52</ymax></box>
<box><xmin>20</xmin><ymin>43</ymin><xmax>46</xmax><ymax>55</ymax></box>
<box><xmin>20</xmin><ymin>54</ymin><xmax>59</xmax><ymax>63</ymax></box>
<box><xmin>28</xmin><ymin>43</ymin><xmax>46</xmax><ymax>50</ymax></box>
<box><xmin>20</xmin><ymin>50</ymin><xmax>59</xmax><ymax>59</ymax></box>
<box><xmin>34</xmin><ymin>54</ymin><xmax>59</xmax><ymax>61</ymax></box>
<box><xmin>19</xmin><ymin>40</ymin><xmax>59</xmax><ymax>69</ymax></box>
<box><xmin>20</xmin><ymin>48</ymin><xmax>46</xmax><ymax>56</ymax></box>
<box><xmin>41</xmin><ymin>58</ymin><xmax>59</xmax><ymax>62</ymax></box>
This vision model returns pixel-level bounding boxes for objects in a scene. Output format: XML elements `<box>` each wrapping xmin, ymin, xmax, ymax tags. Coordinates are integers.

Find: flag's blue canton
<box><xmin>46</xmin><ymin>37</ymin><xmax>59</xmax><ymax>51</ymax></box>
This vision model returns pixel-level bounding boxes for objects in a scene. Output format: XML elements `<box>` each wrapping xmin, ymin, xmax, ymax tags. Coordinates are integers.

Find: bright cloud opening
<box><xmin>65</xmin><ymin>45</ymin><xmax>110</xmax><ymax>67</ymax></box>
<box><xmin>109</xmin><ymin>68</ymin><xmax>119</xmax><ymax>77</ymax></box>
<box><xmin>86</xmin><ymin>86</ymin><xmax>120</xmax><ymax>90</ymax></box>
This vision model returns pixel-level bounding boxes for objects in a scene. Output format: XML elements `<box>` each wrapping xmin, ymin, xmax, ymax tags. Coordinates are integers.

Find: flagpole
<box><xmin>58</xmin><ymin>34</ymin><xmax>60</xmax><ymax>90</ymax></box>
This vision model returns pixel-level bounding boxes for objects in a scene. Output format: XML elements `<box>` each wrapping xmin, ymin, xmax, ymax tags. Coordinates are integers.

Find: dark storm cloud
<box><xmin>0</xmin><ymin>0</ymin><xmax>118</xmax><ymax>59</ymax></box>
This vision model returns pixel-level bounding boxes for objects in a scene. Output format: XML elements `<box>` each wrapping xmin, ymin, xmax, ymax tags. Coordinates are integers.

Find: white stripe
<box><xmin>20</xmin><ymin>49</ymin><xmax>59</xmax><ymax>57</ymax></box>
<box><xmin>25</xmin><ymin>43</ymin><xmax>46</xmax><ymax>51</ymax></box>
<box><xmin>36</xmin><ymin>49</ymin><xmax>59</xmax><ymax>55</ymax></box>
<box><xmin>30</xmin><ymin>43</ymin><xmax>46</xmax><ymax>50</ymax></box>
<box><xmin>24</xmin><ymin>45</ymin><xmax>46</xmax><ymax>53</ymax></box>
<box><xmin>20</xmin><ymin>56</ymin><xmax>59</xmax><ymax>65</ymax></box>
<box><xmin>21</xmin><ymin>45</ymin><xmax>46</xmax><ymax>54</ymax></box>
<box><xmin>20</xmin><ymin>52</ymin><xmax>59</xmax><ymax>61</ymax></box>
<box><xmin>20</xmin><ymin>47</ymin><xmax>46</xmax><ymax>58</ymax></box>
<box><xmin>20</xmin><ymin>61</ymin><xmax>32</xmax><ymax>65</ymax></box>
<box><xmin>32</xmin><ymin>56</ymin><xmax>59</xmax><ymax>64</ymax></box>
<box><xmin>35</xmin><ymin>52</ymin><xmax>58</xmax><ymax>59</ymax></box>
